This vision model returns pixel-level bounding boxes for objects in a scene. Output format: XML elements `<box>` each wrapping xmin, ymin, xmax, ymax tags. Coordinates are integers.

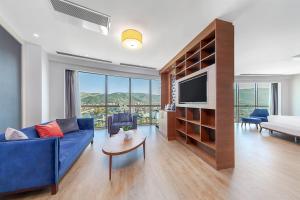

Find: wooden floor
<box><xmin>5</xmin><ymin>124</ymin><xmax>300</xmax><ymax>200</ymax></box>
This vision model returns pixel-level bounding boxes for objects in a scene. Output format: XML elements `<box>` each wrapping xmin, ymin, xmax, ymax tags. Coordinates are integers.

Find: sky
<box><xmin>78</xmin><ymin>72</ymin><xmax>160</xmax><ymax>95</ymax></box>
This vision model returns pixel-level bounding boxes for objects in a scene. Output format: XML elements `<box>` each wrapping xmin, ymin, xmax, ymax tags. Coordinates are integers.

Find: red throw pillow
<box><xmin>35</xmin><ymin>121</ymin><xmax>64</xmax><ymax>138</ymax></box>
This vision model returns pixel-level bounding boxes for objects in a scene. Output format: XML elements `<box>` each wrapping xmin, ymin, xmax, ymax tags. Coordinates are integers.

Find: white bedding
<box><xmin>260</xmin><ymin>115</ymin><xmax>300</xmax><ymax>137</ymax></box>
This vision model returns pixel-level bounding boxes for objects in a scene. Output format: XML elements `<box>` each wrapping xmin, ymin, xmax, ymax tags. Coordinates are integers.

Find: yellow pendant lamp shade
<box><xmin>122</xmin><ymin>29</ymin><xmax>142</xmax><ymax>49</ymax></box>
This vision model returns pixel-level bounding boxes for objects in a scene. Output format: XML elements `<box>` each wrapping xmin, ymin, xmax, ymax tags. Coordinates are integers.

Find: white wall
<box><xmin>234</xmin><ymin>0</ymin><xmax>300</xmax><ymax>75</ymax></box>
<box><xmin>22</xmin><ymin>42</ymin><xmax>49</xmax><ymax>127</ymax></box>
<box><xmin>48</xmin><ymin>54</ymin><xmax>160</xmax><ymax>120</ymax></box>
<box><xmin>235</xmin><ymin>75</ymin><xmax>291</xmax><ymax>115</ymax></box>
<box><xmin>41</xmin><ymin>50</ymin><xmax>50</xmax><ymax>122</ymax></box>
<box><xmin>288</xmin><ymin>74</ymin><xmax>300</xmax><ymax>116</ymax></box>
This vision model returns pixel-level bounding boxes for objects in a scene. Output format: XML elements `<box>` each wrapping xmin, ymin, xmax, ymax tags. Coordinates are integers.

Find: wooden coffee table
<box><xmin>102</xmin><ymin>131</ymin><xmax>146</xmax><ymax>180</ymax></box>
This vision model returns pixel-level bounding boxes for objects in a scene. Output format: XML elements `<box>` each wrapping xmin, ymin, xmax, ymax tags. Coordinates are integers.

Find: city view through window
<box><xmin>234</xmin><ymin>82</ymin><xmax>271</xmax><ymax>122</ymax></box>
<box><xmin>79</xmin><ymin>72</ymin><xmax>161</xmax><ymax>128</ymax></box>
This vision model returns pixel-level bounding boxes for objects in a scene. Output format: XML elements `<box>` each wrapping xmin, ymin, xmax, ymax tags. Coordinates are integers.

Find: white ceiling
<box><xmin>0</xmin><ymin>0</ymin><xmax>300</xmax><ymax>74</ymax></box>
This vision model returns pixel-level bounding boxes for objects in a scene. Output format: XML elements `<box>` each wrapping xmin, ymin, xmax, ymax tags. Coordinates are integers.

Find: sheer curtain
<box><xmin>65</xmin><ymin>70</ymin><xmax>80</xmax><ymax>118</ymax></box>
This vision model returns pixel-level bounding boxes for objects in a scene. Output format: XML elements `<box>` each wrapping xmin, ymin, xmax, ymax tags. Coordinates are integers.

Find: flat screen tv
<box><xmin>179</xmin><ymin>73</ymin><xmax>207</xmax><ymax>103</ymax></box>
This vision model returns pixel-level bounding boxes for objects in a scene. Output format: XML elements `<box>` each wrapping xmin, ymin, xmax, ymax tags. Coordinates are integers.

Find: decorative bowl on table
<box><xmin>124</xmin><ymin>130</ymin><xmax>134</xmax><ymax>141</ymax></box>
<box><xmin>119</xmin><ymin>127</ymin><xmax>134</xmax><ymax>141</ymax></box>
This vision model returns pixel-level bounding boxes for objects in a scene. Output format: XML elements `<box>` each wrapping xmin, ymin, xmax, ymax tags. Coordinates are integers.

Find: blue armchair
<box><xmin>107</xmin><ymin>113</ymin><xmax>137</xmax><ymax>136</ymax></box>
<box><xmin>250</xmin><ymin>109</ymin><xmax>269</xmax><ymax>122</ymax></box>
<box><xmin>241</xmin><ymin>109</ymin><xmax>269</xmax><ymax>129</ymax></box>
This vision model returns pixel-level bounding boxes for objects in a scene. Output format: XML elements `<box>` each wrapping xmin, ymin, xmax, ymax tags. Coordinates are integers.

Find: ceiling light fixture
<box><xmin>121</xmin><ymin>29</ymin><xmax>142</xmax><ymax>49</ymax></box>
<box><xmin>33</xmin><ymin>33</ymin><xmax>40</xmax><ymax>38</ymax></box>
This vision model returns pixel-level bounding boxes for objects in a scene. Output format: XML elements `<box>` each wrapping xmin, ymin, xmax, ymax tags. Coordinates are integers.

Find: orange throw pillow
<box><xmin>35</xmin><ymin>121</ymin><xmax>64</xmax><ymax>138</ymax></box>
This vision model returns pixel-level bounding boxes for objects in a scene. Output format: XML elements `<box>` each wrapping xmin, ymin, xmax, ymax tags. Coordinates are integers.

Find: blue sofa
<box><xmin>107</xmin><ymin>113</ymin><xmax>137</xmax><ymax>136</ymax></box>
<box><xmin>0</xmin><ymin>118</ymin><xmax>94</xmax><ymax>195</ymax></box>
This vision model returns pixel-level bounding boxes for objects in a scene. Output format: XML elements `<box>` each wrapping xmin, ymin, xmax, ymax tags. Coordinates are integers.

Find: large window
<box><xmin>79</xmin><ymin>72</ymin><xmax>106</xmax><ymax>128</ymax></box>
<box><xmin>238</xmin><ymin>83</ymin><xmax>256</xmax><ymax>120</ymax></box>
<box><xmin>131</xmin><ymin>79</ymin><xmax>150</xmax><ymax>124</ymax></box>
<box><xmin>234</xmin><ymin>82</ymin><xmax>271</xmax><ymax>122</ymax></box>
<box><xmin>151</xmin><ymin>80</ymin><xmax>161</xmax><ymax>124</ymax></box>
<box><xmin>78</xmin><ymin>72</ymin><xmax>161</xmax><ymax>128</ymax></box>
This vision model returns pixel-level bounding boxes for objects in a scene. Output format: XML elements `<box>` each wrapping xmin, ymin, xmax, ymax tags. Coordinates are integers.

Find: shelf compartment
<box><xmin>201</xmin><ymin>39</ymin><xmax>215</xmax><ymax>51</ymax></box>
<box><xmin>187</xmin><ymin>120</ymin><xmax>201</xmax><ymax>126</ymax></box>
<box><xmin>176</xmin><ymin>131</ymin><xmax>187</xmax><ymax>144</ymax></box>
<box><xmin>201</xmin><ymin>31</ymin><xmax>215</xmax><ymax>47</ymax></box>
<box><xmin>186</xmin><ymin>61</ymin><xmax>200</xmax><ymax>70</ymax></box>
<box><xmin>186</xmin><ymin>49</ymin><xmax>200</xmax><ymax>62</ymax></box>
<box><xmin>176</xmin><ymin>107</ymin><xmax>186</xmax><ymax>119</ymax></box>
<box><xmin>176</xmin><ymin>118</ymin><xmax>186</xmax><ymax>134</ymax></box>
<box><xmin>176</xmin><ymin>70</ymin><xmax>185</xmax><ymax>80</ymax></box>
<box><xmin>186</xmin><ymin>137</ymin><xmax>216</xmax><ymax>166</ymax></box>
<box><xmin>186</xmin><ymin>61</ymin><xmax>200</xmax><ymax>75</ymax></box>
<box><xmin>201</xmin><ymin>53</ymin><xmax>215</xmax><ymax>69</ymax></box>
<box><xmin>175</xmin><ymin>55</ymin><xmax>185</xmax><ymax>66</ymax></box>
<box><xmin>176</xmin><ymin>117</ymin><xmax>186</xmax><ymax>122</ymax></box>
<box><xmin>187</xmin><ymin>122</ymin><xmax>201</xmax><ymax>142</ymax></box>
<box><xmin>201</xmin><ymin>41</ymin><xmax>215</xmax><ymax>59</ymax></box>
<box><xmin>175</xmin><ymin>68</ymin><xmax>185</xmax><ymax>76</ymax></box>
<box><xmin>201</xmin><ymin>124</ymin><xmax>216</xmax><ymax>130</ymax></box>
<box><xmin>201</xmin><ymin>126</ymin><xmax>216</xmax><ymax>150</ymax></box>
<box><xmin>186</xmin><ymin>43</ymin><xmax>200</xmax><ymax>58</ymax></box>
<box><xmin>175</xmin><ymin>61</ymin><xmax>185</xmax><ymax>74</ymax></box>
<box><xmin>201</xmin><ymin>109</ymin><xmax>215</xmax><ymax>128</ymax></box>
<box><xmin>187</xmin><ymin>108</ymin><xmax>200</xmax><ymax>121</ymax></box>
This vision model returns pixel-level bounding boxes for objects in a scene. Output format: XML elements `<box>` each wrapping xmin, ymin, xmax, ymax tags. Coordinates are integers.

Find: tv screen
<box><xmin>179</xmin><ymin>73</ymin><xmax>207</xmax><ymax>103</ymax></box>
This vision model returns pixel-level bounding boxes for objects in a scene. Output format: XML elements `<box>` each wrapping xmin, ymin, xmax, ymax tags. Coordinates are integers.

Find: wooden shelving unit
<box><xmin>160</xmin><ymin>19</ymin><xmax>234</xmax><ymax>170</ymax></box>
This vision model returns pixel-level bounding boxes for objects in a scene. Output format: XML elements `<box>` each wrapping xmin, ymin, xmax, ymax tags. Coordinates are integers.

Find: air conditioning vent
<box><xmin>120</xmin><ymin>63</ymin><xmax>155</xmax><ymax>69</ymax></box>
<box><xmin>50</xmin><ymin>0</ymin><xmax>110</xmax><ymax>33</ymax></box>
<box><xmin>56</xmin><ymin>51</ymin><xmax>112</xmax><ymax>63</ymax></box>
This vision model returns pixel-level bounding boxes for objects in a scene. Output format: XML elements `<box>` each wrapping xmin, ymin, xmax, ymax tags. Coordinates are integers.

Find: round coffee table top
<box><xmin>102</xmin><ymin>131</ymin><xmax>146</xmax><ymax>156</ymax></box>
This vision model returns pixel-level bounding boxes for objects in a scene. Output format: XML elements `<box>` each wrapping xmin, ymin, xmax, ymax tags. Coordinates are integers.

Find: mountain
<box><xmin>80</xmin><ymin>92</ymin><xmax>160</xmax><ymax>105</ymax></box>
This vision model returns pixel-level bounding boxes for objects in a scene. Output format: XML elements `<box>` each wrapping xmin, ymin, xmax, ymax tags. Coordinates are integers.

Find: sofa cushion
<box><xmin>35</xmin><ymin>121</ymin><xmax>64</xmax><ymax>138</ymax></box>
<box><xmin>5</xmin><ymin>128</ymin><xmax>28</xmax><ymax>140</ymax></box>
<box><xmin>0</xmin><ymin>133</ymin><xmax>5</xmax><ymax>141</ymax></box>
<box><xmin>58</xmin><ymin>130</ymin><xmax>93</xmax><ymax>178</ymax></box>
<box><xmin>20</xmin><ymin>126</ymin><xmax>39</xmax><ymax>139</ymax></box>
<box><xmin>256</xmin><ymin>117</ymin><xmax>268</xmax><ymax>122</ymax></box>
<box><xmin>112</xmin><ymin>122</ymin><xmax>134</xmax><ymax>127</ymax></box>
<box><xmin>119</xmin><ymin>113</ymin><xmax>132</xmax><ymax>122</ymax></box>
<box><xmin>241</xmin><ymin>117</ymin><xmax>261</xmax><ymax>124</ymax></box>
<box><xmin>56</xmin><ymin>117</ymin><xmax>80</xmax><ymax>134</ymax></box>
<box><xmin>112</xmin><ymin>114</ymin><xmax>119</xmax><ymax>123</ymax></box>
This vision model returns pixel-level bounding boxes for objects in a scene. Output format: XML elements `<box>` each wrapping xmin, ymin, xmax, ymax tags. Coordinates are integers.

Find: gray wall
<box><xmin>0</xmin><ymin>25</ymin><xmax>21</xmax><ymax>132</ymax></box>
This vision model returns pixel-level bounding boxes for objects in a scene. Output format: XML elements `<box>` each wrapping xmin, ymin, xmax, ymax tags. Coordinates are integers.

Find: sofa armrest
<box><xmin>107</xmin><ymin>116</ymin><xmax>113</xmax><ymax>133</ymax></box>
<box><xmin>132</xmin><ymin>115</ymin><xmax>138</xmax><ymax>129</ymax></box>
<box><xmin>77</xmin><ymin>118</ymin><xmax>94</xmax><ymax>131</ymax></box>
<box><xmin>0</xmin><ymin>138</ymin><xmax>59</xmax><ymax>193</ymax></box>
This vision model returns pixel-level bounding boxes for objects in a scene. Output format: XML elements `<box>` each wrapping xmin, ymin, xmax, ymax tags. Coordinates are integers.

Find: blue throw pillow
<box><xmin>56</xmin><ymin>117</ymin><xmax>80</xmax><ymax>134</ymax></box>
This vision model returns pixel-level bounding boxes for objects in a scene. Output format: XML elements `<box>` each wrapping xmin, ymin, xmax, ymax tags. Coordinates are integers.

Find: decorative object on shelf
<box><xmin>171</xmin><ymin>75</ymin><xmax>176</xmax><ymax>104</ymax></box>
<box><xmin>164</xmin><ymin>103</ymin><xmax>175</xmax><ymax>111</ymax></box>
<box><xmin>121</xmin><ymin>29</ymin><xmax>142</xmax><ymax>49</ymax></box>
<box><xmin>165</xmin><ymin>103</ymin><xmax>175</xmax><ymax>111</ymax></box>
